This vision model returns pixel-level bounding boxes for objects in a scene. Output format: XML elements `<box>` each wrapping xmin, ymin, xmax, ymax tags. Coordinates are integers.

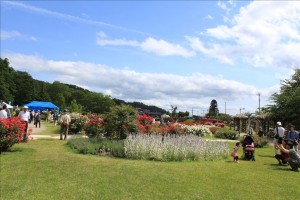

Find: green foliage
<box><xmin>67</xmin><ymin>137</ymin><xmax>125</xmax><ymax>157</ymax></box>
<box><xmin>67</xmin><ymin>137</ymin><xmax>100</xmax><ymax>154</ymax></box>
<box><xmin>99</xmin><ymin>139</ymin><xmax>125</xmax><ymax>157</ymax></box>
<box><xmin>70</xmin><ymin>99</ymin><xmax>83</xmax><ymax>113</ymax></box>
<box><xmin>267</xmin><ymin>69</ymin><xmax>300</xmax><ymax>129</ymax></box>
<box><xmin>215</xmin><ymin>128</ymin><xmax>239</xmax><ymax>140</ymax></box>
<box><xmin>208</xmin><ymin>99</ymin><xmax>219</xmax><ymax>117</ymax></box>
<box><xmin>104</xmin><ymin>105</ymin><xmax>138</xmax><ymax>139</ymax></box>
<box><xmin>218</xmin><ymin>113</ymin><xmax>231</xmax><ymax>122</ymax></box>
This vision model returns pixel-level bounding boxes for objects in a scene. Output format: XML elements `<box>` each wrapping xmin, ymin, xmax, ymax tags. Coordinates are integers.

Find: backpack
<box><xmin>62</xmin><ymin>115</ymin><xmax>69</xmax><ymax>125</ymax></box>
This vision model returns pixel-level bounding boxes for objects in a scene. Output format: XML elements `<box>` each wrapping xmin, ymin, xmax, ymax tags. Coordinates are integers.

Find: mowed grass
<box><xmin>1</xmin><ymin>132</ymin><xmax>299</xmax><ymax>200</ymax></box>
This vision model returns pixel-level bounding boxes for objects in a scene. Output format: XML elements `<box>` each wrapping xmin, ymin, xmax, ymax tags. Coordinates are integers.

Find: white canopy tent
<box><xmin>0</xmin><ymin>101</ymin><xmax>13</xmax><ymax>109</ymax></box>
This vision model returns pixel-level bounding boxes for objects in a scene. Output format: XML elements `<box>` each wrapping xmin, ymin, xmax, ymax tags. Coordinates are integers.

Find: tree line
<box><xmin>0</xmin><ymin>58</ymin><xmax>166</xmax><ymax>114</ymax></box>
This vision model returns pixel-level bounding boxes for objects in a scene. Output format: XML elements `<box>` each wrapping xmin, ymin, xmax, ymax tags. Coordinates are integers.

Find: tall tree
<box><xmin>0</xmin><ymin>58</ymin><xmax>16</xmax><ymax>102</ymax></box>
<box><xmin>267</xmin><ymin>69</ymin><xmax>300</xmax><ymax>128</ymax></box>
<box><xmin>208</xmin><ymin>99</ymin><xmax>219</xmax><ymax>117</ymax></box>
<box><xmin>13</xmin><ymin>71</ymin><xmax>34</xmax><ymax>105</ymax></box>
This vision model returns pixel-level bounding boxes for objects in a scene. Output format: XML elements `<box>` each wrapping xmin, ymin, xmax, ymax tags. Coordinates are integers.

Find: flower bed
<box><xmin>0</xmin><ymin>117</ymin><xmax>28</xmax><ymax>152</ymax></box>
<box><xmin>124</xmin><ymin>134</ymin><xmax>229</xmax><ymax>161</ymax></box>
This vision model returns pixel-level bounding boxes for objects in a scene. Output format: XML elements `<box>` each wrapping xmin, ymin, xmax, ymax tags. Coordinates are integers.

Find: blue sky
<box><xmin>1</xmin><ymin>1</ymin><xmax>299</xmax><ymax>115</ymax></box>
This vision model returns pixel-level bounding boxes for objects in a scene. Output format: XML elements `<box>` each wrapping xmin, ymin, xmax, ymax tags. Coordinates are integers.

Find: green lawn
<box><xmin>1</xmin><ymin>129</ymin><xmax>299</xmax><ymax>200</ymax></box>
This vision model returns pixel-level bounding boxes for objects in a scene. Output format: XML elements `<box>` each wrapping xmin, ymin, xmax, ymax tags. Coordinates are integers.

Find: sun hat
<box><xmin>23</xmin><ymin>106</ymin><xmax>29</xmax><ymax>109</ymax></box>
<box><xmin>276</xmin><ymin>122</ymin><xmax>282</xmax><ymax>126</ymax></box>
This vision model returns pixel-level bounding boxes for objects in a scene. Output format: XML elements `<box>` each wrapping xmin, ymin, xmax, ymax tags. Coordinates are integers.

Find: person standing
<box><xmin>53</xmin><ymin>110</ymin><xmax>59</xmax><ymax>126</ymax></box>
<box><xmin>0</xmin><ymin>104</ymin><xmax>8</xmax><ymax>119</ymax></box>
<box><xmin>35</xmin><ymin>110</ymin><xmax>41</xmax><ymax>128</ymax></box>
<box><xmin>287</xmin><ymin>124</ymin><xmax>299</xmax><ymax>151</ymax></box>
<box><xmin>258</xmin><ymin>127</ymin><xmax>264</xmax><ymax>137</ymax></box>
<box><xmin>231</xmin><ymin>142</ymin><xmax>241</xmax><ymax>163</ymax></box>
<box><xmin>18</xmin><ymin>106</ymin><xmax>30</xmax><ymax>141</ymax></box>
<box><xmin>274</xmin><ymin>122</ymin><xmax>285</xmax><ymax>140</ymax></box>
<box><xmin>60</xmin><ymin>109</ymin><xmax>71</xmax><ymax>140</ymax></box>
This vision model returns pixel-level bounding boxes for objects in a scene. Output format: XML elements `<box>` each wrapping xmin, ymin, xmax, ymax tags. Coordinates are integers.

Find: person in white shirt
<box><xmin>18</xmin><ymin>106</ymin><xmax>30</xmax><ymax>141</ymax></box>
<box><xmin>0</xmin><ymin>105</ymin><xmax>8</xmax><ymax>119</ymax></box>
<box><xmin>274</xmin><ymin>122</ymin><xmax>285</xmax><ymax>139</ymax></box>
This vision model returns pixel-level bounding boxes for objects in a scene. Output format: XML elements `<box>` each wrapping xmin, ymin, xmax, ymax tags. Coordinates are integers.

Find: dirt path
<box><xmin>28</xmin><ymin>121</ymin><xmax>47</xmax><ymax>134</ymax></box>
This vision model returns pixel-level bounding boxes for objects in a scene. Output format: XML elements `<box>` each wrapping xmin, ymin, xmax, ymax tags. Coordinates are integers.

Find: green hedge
<box><xmin>215</xmin><ymin>128</ymin><xmax>239</xmax><ymax>140</ymax></box>
<box><xmin>67</xmin><ymin>137</ymin><xmax>125</xmax><ymax>157</ymax></box>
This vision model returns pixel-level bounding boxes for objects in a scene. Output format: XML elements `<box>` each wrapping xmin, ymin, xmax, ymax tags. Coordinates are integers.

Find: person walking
<box><xmin>18</xmin><ymin>106</ymin><xmax>30</xmax><ymax>141</ymax></box>
<box><xmin>60</xmin><ymin>109</ymin><xmax>71</xmax><ymax>140</ymax></box>
<box><xmin>35</xmin><ymin>110</ymin><xmax>41</xmax><ymax>128</ymax></box>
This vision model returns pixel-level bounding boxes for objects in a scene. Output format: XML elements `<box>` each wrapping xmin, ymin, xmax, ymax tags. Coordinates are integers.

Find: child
<box><xmin>231</xmin><ymin>142</ymin><xmax>241</xmax><ymax>163</ymax></box>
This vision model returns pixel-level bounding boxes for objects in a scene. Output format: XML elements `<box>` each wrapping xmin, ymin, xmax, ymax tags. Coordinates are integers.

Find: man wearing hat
<box><xmin>60</xmin><ymin>109</ymin><xmax>71</xmax><ymax>140</ymax></box>
<box><xmin>274</xmin><ymin>122</ymin><xmax>285</xmax><ymax>140</ymax></box>
<box><xmin>18</xmin><ymin>106</ymin><xmax>30</xmax><ymax>141</ymax></box>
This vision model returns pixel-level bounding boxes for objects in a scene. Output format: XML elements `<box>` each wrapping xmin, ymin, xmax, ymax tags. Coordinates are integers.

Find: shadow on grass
<box><xmin>258</xmin><ymin>155</ymin><xmax>274</xmax><ymax>158</ymax></box>
<box><xmin>265</xmin><ymin>163</ymin><xmax>295</xmax><ymax>172</ymax></box>
<box><xmin>1</xmin><ymin>147</ymin><xmax>36</xmax><ymax>155</ymax></box>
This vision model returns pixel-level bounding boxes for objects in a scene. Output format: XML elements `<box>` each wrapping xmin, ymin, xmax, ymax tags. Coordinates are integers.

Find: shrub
<box><xmin>67</xmin><ymin>137</ymin><xmax>125</xmax><ymax>157</ymax></box>
<box><xmin>177</xmin><ymin>124</ymin><xmax>211</xmax><ymax>137</ymax></box>
<box><xmin>124</xmin><ymin>134</ymin><xmax>229</xmax><ymax>161</ymax></box>
<box><xmin>215</xmin><ymin>128</ymin><xmax>239</xmax><ymax>140</ymax></box>
<box><xmin>104</xmin><ymin>105</ymin><xmax>138</xmax><ymax>139</ymax></box>
<box><xmin>208</xmin><ymin>126</ymin><xmax>219</xmax><ymax>134</ymax></box>
<box><xmin>137</xmin><ymin>114</ymin><xmax>154</xmax><ymax>133</ymax></box>
<box><xmin>99</xmin><ymin>139</ymin><xmax>125</xmax><ymax>158</ymax></box>
<box><xmin>67</xmin><ymin>137</ymin><xmax>100</xmax><ymax>154</ymax></box>
<box><xmin>84</xmin><ymin>114</ymin><xmax>104</xmax><ymax>138</ymax></box>
<box><xmin>69</xmin><ymin>113</ymin><xmax>89</xmax><ymax>134</ymax></box>
<box><xmin>0</xmin><ymin>117</ymin><xmax>27</xmax><ymax>152</ymax></box>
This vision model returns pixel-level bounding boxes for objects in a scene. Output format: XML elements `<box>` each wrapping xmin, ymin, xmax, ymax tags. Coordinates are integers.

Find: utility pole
<box><xmin>240</xmin><ymin>108</ymin><xmax>245</xmax><ymax>114</ymax></box>
<box><xmin>225</xmin><ymin>101</ymin><xmax>227</xmax><ymax>115</ymax></box>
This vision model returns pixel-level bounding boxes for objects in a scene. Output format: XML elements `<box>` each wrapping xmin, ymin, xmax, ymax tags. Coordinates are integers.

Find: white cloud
<box><xmin>3</xmin><ymin>52</ymin><xmax>270</xmax><ymax>113</ymax></box>
<box><xmin>204</xmin><ymin>15</ymin><xmax>214</xmax><ymax>20</ymax></box>
<box><xmin>2</xmin><ymin>1</ymin><xmax>153</xmax><ymax>36</ymax></box>
<box><xmin>217</xmin><ymin>1</ymin><xmax>228</xmax><ymax>11</ymax></box>
<box><xmin>189</xmin><ymin>1</ymin><xmax>300</xmax><ymax>69</ymax></box>
<box><xmin>96</xmin><ymin>32</ymin><xmax>195</xmax><ymax>58</ymax></box>
<box><xmin>1</xmin><ymin>30</ymin><xmax>21</xmax><ymax>40</ymax></box>
<box><xmin>140</xmin><ymin>38</ymin><xmax>196</xmax><ymax>58</ymax></box>
<box><xmin>1</xmin><ymin>30</ymin><xmax>37</xmax><ymax>41</ymax></box>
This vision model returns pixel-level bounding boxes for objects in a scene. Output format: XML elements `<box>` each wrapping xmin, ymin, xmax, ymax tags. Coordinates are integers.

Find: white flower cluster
<box><xmin>177</xmin><ymin>124</ymin><xmax>212</xmax><ymax>137</ymax></box>
<box><xmin>124</xmin><ymin>134</ymin><xmax>229</xmax><ymax>161</ymax></box>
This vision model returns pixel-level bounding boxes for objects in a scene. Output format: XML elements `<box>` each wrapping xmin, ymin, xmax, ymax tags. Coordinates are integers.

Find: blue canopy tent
<box><xmin>24</xmin><ymin>101</ymin><xmax>60</xmax><ymax>114</ymax></box>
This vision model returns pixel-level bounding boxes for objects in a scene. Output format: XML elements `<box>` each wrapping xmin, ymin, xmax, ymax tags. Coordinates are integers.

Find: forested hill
<box><xmin>0</xmin><ymin>58</ymin><xmax>166</xmax><ymax>114</ymax></box>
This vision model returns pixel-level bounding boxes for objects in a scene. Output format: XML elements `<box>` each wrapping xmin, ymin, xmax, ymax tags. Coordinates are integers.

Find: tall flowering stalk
<box><xmin>0</xmin><ymin>117</ymin><xmax>29</xmax><ymax>152</ymax></box>
<box><xmin>124</xmin><ymin>134</ymin><xmax>229</xmax><ymax>161</ymax></box>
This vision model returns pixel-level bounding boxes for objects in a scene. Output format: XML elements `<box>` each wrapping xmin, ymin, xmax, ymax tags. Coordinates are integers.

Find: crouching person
<box><xmin>274</xmin><ymin>138</ymin><xmax>289</xmax><ymax>165</ymax></box>
<box><xmin>277</xmin><ymin>142</ymin><xmax>300</xmax><ymax>172</ymax></box>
